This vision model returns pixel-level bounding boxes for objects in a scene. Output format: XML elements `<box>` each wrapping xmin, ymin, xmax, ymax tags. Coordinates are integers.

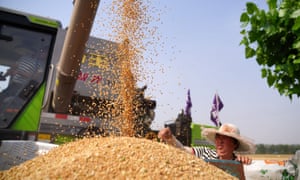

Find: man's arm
<box><xmin>158</xmin><ymin>127</ymin><xmax>194</xmax><ymax>154</ymax></box>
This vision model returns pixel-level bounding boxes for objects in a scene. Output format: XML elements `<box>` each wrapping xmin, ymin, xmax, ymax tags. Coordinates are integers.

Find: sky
<box><xmin>1</xmin><ymin>0</ymin><xmax>299</xmax><ymax>145</ymax></box>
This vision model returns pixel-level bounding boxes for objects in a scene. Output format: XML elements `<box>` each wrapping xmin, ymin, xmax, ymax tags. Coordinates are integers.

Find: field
<box><xmin>248</xmin><ymin>154</ymin><xmax>293</xmax><ymax>160</ymax></box>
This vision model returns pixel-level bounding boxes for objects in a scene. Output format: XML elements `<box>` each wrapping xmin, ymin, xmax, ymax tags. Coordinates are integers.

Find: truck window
<box><xmin>0</xmin><ymin>24</ymin><xmax>51</xmax><ymax>128</ymax></box>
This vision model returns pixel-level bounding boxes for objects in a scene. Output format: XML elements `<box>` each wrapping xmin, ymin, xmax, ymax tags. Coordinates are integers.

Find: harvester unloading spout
<box><xmin>52</xmin><ymin>0</ymin><xmax>100</xmax><ymax>113</ymax></box>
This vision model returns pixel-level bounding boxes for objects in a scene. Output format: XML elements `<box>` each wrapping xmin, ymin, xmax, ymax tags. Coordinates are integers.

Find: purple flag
<box><xmin>210</xmin><ymin>93</ymin><xmax>224</xmax><ymax>127</ymax></box>
<box><xmin>185</xmin><ymin>89</ymin><xmax>192</xmax><ymax>117</ymax></box>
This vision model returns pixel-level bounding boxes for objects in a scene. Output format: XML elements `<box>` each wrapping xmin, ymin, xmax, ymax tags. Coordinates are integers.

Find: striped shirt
<box><xmin>192</xmin><ymin>146</ymin><xmax>218</xmax><ymax>160</ymax></box>
<box><xmin>192</xmin><ymin>146</ymin><xmax>237</xmax><ymax>160</ymax></box>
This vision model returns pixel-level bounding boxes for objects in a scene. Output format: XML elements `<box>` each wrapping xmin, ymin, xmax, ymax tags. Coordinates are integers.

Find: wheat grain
<box><xmin>0</xmin><ymin>137</ymin><xmax>237</xmax><ymax>179</ymax></box>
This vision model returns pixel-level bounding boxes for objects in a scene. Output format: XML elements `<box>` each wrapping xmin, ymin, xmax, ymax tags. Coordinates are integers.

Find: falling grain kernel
<box><xmin>103</xmin><ymin>0</ymin><xmax>154</xmax><ymax>136</ymax></box>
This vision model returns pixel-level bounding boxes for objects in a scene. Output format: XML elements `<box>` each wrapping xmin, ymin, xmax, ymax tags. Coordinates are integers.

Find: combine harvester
<box><xmin>0</xmin><ymin>0</ymin><xmax>156</xmax><ymax>170</ymax></box>
<box><xmin>0</xmin><ymin>1</ymin><xmax>156</xmax><ymax>142</ymax></box>
<box><xmin>0</xmin><ymin>1</ymin><xmax>298</xmax><ymax>179</ymax></box>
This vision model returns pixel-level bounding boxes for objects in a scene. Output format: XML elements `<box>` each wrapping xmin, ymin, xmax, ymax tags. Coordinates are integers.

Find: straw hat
<box><xmin>201</xmin><ymin>123</ymin><xmax>256</xmax><ymax>153</ymax></box>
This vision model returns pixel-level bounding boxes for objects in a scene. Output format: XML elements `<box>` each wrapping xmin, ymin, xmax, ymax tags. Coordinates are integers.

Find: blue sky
<box><xmin>1</xmin><ymin>0</ymin><xmax>299</xmax><ymax>144</ymax></box>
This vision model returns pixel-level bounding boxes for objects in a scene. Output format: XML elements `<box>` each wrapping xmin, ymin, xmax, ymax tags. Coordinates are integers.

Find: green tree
<box><xmin>240</xmin><ymin>0</ymin><xmax>300</xmax><ymax>99</ymax></box>
<box><xmin>256</xmin><ymin>144</ymin><xmax>266</xmax><ymax>153</ymax></box>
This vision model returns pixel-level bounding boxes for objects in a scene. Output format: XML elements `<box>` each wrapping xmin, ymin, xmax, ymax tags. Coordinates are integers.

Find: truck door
<box><xmin>0</xmin><ymin>8</ymin><xmax>60</xmax><ymax>135</ymax></box>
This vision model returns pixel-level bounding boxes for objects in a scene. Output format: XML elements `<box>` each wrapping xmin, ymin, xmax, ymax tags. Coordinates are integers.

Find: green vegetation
<box><xmin>240</xmin><ymin>0</ymin><xmax>300</xmax><ymax>99</ymax></box>
<box><xmin>255</xmin><ymin>144</ymin><xmax>300</xmax><ymax>154</ymax></box>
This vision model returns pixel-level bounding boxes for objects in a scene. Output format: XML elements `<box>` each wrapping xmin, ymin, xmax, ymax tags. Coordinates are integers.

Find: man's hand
<box><xmin>158</xmin><ymin>127</ymin><xmax>192</xmax><ymax>153</ymax></box>
<box><xmin>158</xmin><ymin>127</ymin><xmax>173</xmax><ymax>142</ymax></box>
<box><xmin>236</xmin><ymin>155</ymin><xmax>252</xmax><ymax>165</ymax></box>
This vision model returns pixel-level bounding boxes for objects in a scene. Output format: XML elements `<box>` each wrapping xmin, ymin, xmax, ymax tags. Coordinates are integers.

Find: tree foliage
<box><xmin>240</xmin><ymin>0</ymin><xmax>300</xmax><ymax>99</ymax></box>
<box><xmin>256</xmin><ymin>144</ymin><xmax>300</xmax><ymax>154</ymax></box>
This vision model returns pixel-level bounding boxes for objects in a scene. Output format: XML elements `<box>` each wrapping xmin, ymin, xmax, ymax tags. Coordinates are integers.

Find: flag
<box><xmin>185</xmin><ymin>89</ymin><xmax>192</xmax><ymax>117</ymax></box>
<box><xmin>210</xmin><ymin>93</ymin><xmax>224</xmax><ymax>127</ymax></box>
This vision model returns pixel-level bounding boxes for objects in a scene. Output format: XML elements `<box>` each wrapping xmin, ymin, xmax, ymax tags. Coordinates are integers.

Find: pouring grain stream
<box><xmin>118</xmin><ymin>39</ymin><xmax>136</xmax><ymax>137</ymax></box>
<box><xmin>113</xmin><ymin>0</ymin><xmax>150</xmax><ymax>136</ymax></box>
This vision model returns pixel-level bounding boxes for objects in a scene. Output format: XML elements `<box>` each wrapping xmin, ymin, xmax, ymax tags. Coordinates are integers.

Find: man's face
<box><xmin>214</xmin><ymin>134</ymin><xmax>236</xmax><ymax>157</ymax></box>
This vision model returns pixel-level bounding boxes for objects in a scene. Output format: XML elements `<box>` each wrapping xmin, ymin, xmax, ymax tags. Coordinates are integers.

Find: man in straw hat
<box><xmin>158</xmin><ymin>123</ymin><xmax>256</xmax><ymax>165</ymax></box>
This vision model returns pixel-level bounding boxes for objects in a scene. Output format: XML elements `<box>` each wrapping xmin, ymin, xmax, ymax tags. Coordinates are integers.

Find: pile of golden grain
<box><xmin>0</xmin><ymin>137</ymin><xmax>236</xmax><ymax>179</ymax></box>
